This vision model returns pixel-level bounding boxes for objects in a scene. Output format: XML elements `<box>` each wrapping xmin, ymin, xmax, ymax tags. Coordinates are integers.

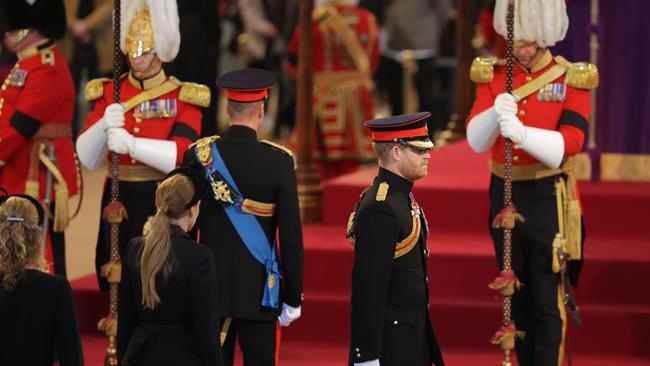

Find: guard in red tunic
<box><xmin>76</xmin><ymin>0</ymin><xmax>209</xmax><ymax>291</ymax></box>
<box><xmin>466</xmin><ymin>1</ymin><xmax>598</xmax><ymax>365</ymax></box>
<box><xmin>0</xmin><ymin>0</ymin><xmax>79</xmax><ymax>276</ymax></box>
<box><xmin>287</xmin><ymin>0</ymin><xmax>380</xmax><ymax>179</ymax></box>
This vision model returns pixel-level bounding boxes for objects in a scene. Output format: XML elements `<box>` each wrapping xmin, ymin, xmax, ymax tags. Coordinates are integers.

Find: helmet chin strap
<box><xmin>11</xmin><ymin>29</ymin><xmax>31</xmax><ymax>49</ymax></box>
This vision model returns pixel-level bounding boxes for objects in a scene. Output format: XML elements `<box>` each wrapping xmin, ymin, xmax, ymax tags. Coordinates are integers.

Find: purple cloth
<box><xmin>554</xmin><ymin>0</ymin><xmax>650</xmax><ymax>155</ymax></box>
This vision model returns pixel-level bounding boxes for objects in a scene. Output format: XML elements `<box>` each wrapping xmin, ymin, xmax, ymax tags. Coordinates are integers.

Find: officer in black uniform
<box><xmin>347</xmin><ymin>112</ymin><xmax>445</xmax><ymax>366</ymax></box>
<box><xmin>182</xmin><ymin>69</ymin><xmax>304</xmax><ymax>366</ymax></box>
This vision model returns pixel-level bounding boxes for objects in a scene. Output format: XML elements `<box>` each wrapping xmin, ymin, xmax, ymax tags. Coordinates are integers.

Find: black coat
<box><xmin>117</xmin><ymin>225</ymin><xmax>221</xmax><ymax>366</ymax></box>
<box><xmin>349</xmin><ymin>168</ymin><xmax>444</xmax><ymax>366</ymax></box>
<box><xmin>182</xmin><ymin>125</ymin><xmax>304</xmax><ymax>321</ymax></box>
<box><xmin>0</xmin><ymin>269</ymin><xmax>83</xmax><ymax>366</ymax></box>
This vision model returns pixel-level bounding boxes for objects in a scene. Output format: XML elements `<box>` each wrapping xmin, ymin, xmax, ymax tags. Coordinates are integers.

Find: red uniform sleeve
<box><xmin>558</xmin><ymin>86</ymin><xmax>590</xmax><ymax>156</ymax></box>
<box><xmin>0</xmin><ymin>67</ymin><xmax>71</xmax><ymax>161</ymax></box>
<box><xmin>170</xmin><ymin>102</ymin><xmax>202</xmax><ymax>164</ymax></box>
<box><xmin>466</xmin><ymin>82</ymin><xmax>495</xmax><ymax>126</ymax></box>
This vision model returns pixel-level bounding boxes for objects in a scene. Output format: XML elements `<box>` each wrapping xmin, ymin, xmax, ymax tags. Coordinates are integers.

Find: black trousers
<box><xmin>222</xmin><ymin>318</ymin><xmax>277</xmax><ymax>366</ymax></box>
<box><xmin>489</xmin><ymin>175</ymin><xmax>566</xmax><ymax>366</ymax></box>
<box><xmin>95</xmin><ymin>179</ymin><xmax>157</xmax><ymax>291</ymax></box>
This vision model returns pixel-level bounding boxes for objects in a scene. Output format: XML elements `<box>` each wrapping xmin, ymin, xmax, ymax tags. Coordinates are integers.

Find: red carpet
<box><xmin>73</xmin><ymin>141</ymin><xmax>650</xmax><ymax>364</ymax></box>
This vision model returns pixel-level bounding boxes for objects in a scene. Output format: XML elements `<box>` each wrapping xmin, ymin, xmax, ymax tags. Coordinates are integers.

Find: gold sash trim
<box><xmin>490</xmin><ymin>160</ymin><xmax>563</xmax><ymax>181</ymax></box>
<box><xmin>314</xmin><ymin>70</ymin><xmax>373</xmax><ymax>87</ymax></box>
<box><xmin>512</xmin><ymin>64</ymin><xmax>567</xmax><ymax>101</ymax></box>
<box><xmin>123</xmin><ymin>80</ymin><xmax>180</xmax><ymax>113</ymax></box>
<box><xmin>241</xmin><ymin>199</ymin><xmax>276</xmax><ymax>217</ymax></box>
<box><xmin>111</xmin><ymin>164</ymin><xmax>165</xmax><ymax>182</ymax></box>
<box><xmin>317</xmin><ymin>4</ymin><xmax>370</xmax><ymax>74</ymax></box>
<box><xmin>394</xmin><ymin>213</ymin><xmax>421</xmax><ymax>258</ymax></box>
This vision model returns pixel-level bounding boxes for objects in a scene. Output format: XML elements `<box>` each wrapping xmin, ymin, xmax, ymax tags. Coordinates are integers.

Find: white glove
<box><xmin>278</xmin><ymin>303</ymin><xmax>301</xmax><ymax>327</ymax></box>
<box><xmin>106</xmin><ymin>128</ymin><xmax>135</xmax><ymax>155</ymax></box>
<box><xmin>494</xmin><ymin>93</ymin><xmax>518</xmax><ymax>118</ymax></box>
<box><xmin>100</xmin><ymin>103</ymin><xmax>125</xmax><ymax>131</ymax></box>
<box><xmin>354</xmin><ymin>359</ymin><xmax>380</xmax><ymax>366</ymax></box>
<box><xmin>498</xmin><ymin>114</ymin><xmax>527</xmax><ymax>145</ymax></box>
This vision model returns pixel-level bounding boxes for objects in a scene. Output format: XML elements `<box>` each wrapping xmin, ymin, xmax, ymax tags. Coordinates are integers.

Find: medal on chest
<box><xmin>134</xmin><ymin>98</ymin><xmax>177</xmax><ymax>119</ymax></box>
<box><xmin>537</xmin><ymin>82</ymin><xmax>566</xmax><ymax>102</ymax></box>
<box><xmin>6</xmin><ymin>68</ymin><xmax>28</xmax><ymax>88</ymax></box>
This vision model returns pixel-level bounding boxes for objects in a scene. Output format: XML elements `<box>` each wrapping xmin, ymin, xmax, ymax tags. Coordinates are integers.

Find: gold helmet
<box><xmin>120</xmin><ymin>0</ymin><xmax>180</xmax><ymax>62</ymax></box>
<box><xmin>124</xmin><ymin>8</ymin><xmax>154</xmax><ymax>58</ymax></box>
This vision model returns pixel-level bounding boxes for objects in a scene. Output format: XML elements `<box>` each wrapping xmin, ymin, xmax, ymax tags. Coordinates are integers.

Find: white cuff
<box><xmin>518</xmin><ymin>127</ymin><xmax>565</xmax><ymax>169</ymax></box>
<box><xmin>131</xmin><ymin>138</ymin><xmax>177</xmax><ymax>173</ymax></box>
<box><xmin>76</xmin><ymin>121</ymin><xmax>108</xmax><ymax>170</ymax></box>
<box><xmin>466</xmin><ymin>107</ymin><xmax>499</xmax><ymax>153</ymax></box>
<box><xmin>354</xmin><ymin>359</ymin><xmax>380</xmax><ymax>366</ymax></box>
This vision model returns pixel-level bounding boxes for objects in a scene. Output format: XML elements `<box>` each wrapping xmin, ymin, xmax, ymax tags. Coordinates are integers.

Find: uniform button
<box><xmin>426</xmin><ymin>277</ymin><xmax>429</xmax><ymax>282</ymax></box>
<box><xmin>526</xmin><ymin>76</ymin><xmax>533</xmax><ymax>81</ymax></box>
<box><xmin>355</xmin><ymin>348</ymin><xmax>360</xmax><ymax>352</ymax></box>
<box><xmin>519</xmin><ymin>110</ymin><xmax>526</xmax><ymax>116</ymax></box>
<box><xmin>131</xmin><ymin>159</ymin><xmax>137</xmax><ymax>164</ymax></box>
<box><xmin>427</xmin><ymin>304</ymin><xmax>430</xmax><ymax>309</ymax></box>
<box><xmin>1</xmin><ymin>85</ymin><xmax>6</xmax><ymax>90</ymax></box>
<box><xmin>513</xmin><ymin>156</ymin><xmax>520</xmax><ymax>162</ymax></box>
<box><xmin>133</xmin><ymin>127</ymin><xmax>140</xmax><ymax>133</ymax></box>
<box><xmin>522</xmin><ymin>99</ymin><xmax>527</xmax><ymax>104</ymax></box>
<box><xmin>393</xmin><ymin>320</ymin><xmax>398</xmax><ymax>325</ymax></box>
<box><xmin>356</xmin><ymin>353</ymin><xmax>361</xmax><ymax>358</ymax></box>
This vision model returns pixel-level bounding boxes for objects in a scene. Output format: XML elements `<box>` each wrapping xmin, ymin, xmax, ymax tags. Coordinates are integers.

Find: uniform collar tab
<box><xmin>128</xmin><ymin>69</ymin><xmax>167</xmax><ymax>90</ymax></box>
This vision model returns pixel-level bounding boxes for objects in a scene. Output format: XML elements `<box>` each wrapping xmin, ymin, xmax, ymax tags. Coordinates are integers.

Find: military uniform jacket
<box><xmin>0</xmin><ymin>40</ymin><xmax>78</xmax><ymax>198</ymax></box>
<box><xmin>183</xmin><ymin>125</ymin><xmax>304</xmax><ymax>321</ymax></box>
<box><xmin>349</xmin><ymin>168</ymin><xmax>444</xmax><ymax>365</ymax></box>
<box><xmin>117</xmin><ymin>225</ymin><xmax>221</xmax><ymax>366</ymax></box>
<box><xmin>467</xmin><ymin>50</ymin><xmax>595</xmax><ymax>166</ymax></box>
<box><xmin>83</xmin><ymin>69</ymin><xmax>206</xmax><ymax>170</ymax></box>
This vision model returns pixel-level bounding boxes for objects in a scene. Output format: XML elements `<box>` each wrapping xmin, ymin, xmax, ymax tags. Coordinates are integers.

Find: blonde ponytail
<box><xmin>140</xmin><ymin>174</ymin><xmax>195</xmax><ymax>309</ymax></box>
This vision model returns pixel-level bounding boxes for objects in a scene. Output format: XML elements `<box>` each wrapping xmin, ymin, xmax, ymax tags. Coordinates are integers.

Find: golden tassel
<box><xmin>102</xmin><ymin>201</ymin><xmax>128</xmax><ymax>224</ymax></box>
<box><xmin>552</xmin><ymin>233</ymin><xmax>564</xmax><ymax>274</ymax></box>
<box><xmin>488</xmin><ymin>269</ymin><xmax>521</xmax><ymax>296</ymax></box>
<box><xmin>25</xmin><ymin>180</ymin><xmax>40</xmax><ymax>199</ymax></box>
<box><xmin>52</xmin><ymin>182</ymin><xmax>69</xmax><ymax>232</ymax></box>
<box><xmin>490</xmin><ymin>323</ymin><xmax>517</xmax><ymax>351</ymax></box>
<box><xmin>492</xmin><ymin>206</ymin><xmax>526</xmax><ymax>230</ymax></box>
<box><xmin>100</xmin><ymin>260</ymin><xmax>122</xmax><ymax>284</ymax></box>
<box><xmin>564</xmin><ymin>173</ymin><xmax>582</xmax><ymax>260</ymax></box>
<box><xmin>98</xmin><ymin>313</ymin><xmax>118</xmax><ymax>337</ymax></box>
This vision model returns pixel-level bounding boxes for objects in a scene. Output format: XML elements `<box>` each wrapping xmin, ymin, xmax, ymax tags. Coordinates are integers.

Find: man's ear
<box><xmin>390</xmin><ymin>145</ymin><xmax>402</xmax><ymax>162</ymax></box>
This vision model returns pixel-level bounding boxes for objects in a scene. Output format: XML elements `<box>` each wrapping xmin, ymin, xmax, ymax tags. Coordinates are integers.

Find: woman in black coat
<box><xmin>0</xmin><ymin>193</ymin><xmax>83</xmax><ymax>366</ymax></box>
<box><xmin>117</xmin><ymin>166</ymin><xmax>222</xmax><ymax>366</ymax></box>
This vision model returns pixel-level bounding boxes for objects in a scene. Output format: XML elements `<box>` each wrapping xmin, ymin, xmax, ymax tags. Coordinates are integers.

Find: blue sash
<box><xmin>196</xmin><ymin>143</ymin><xmax>281</xmax><ymax>309</ymax></box>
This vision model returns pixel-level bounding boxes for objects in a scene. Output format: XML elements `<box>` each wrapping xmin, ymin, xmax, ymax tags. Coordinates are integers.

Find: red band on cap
<box><xmin>371</xmin><ymin>126</ymin><xmax>429</xmax><ymax>141</ymax></box>
<box><xmin>226</xmin><ymin>89</ymin><xmax>268</xmax><ymax>102</ymax></box>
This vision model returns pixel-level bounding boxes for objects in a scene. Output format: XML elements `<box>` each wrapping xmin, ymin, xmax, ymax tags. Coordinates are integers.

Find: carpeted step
<box><xmin>285</xmin><ymin>292</ymin><xmax>650</xmax><ymax>358</ymax></box>
<box><xmin>322</xmin><ymin>142</ymin><xmax>650</xmax><ymax>239</ymax></box>
<box><xmin>302</xmin><ymin>225</ymin><xmax>650</xmax><ymax>307</ymax></box>
<box><xmin>80</xmin><ymin>334</ymin><xmax>650</xmax><ymax>366</ymax></box>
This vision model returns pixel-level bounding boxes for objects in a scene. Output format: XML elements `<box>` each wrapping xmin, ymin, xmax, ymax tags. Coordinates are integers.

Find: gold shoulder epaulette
<box><xmin>555</xmin><ymin>56</ymin><xmax>599</xmax><ymax>90</ymax></box>
<box><xmin>470</xmin><ymin>56</ymin><xmax>499</xmax><ymax>83</ymax></box>
<box><xmin>261</xmin><ymin>140</ymin><xmax>294</xmax><ymax>158</ymax></box>
<box><xmin>313</xmin><ymin>4</ymin><xmax>333</xmax><ymax>21</ymax></box>
<box><xmin>84</xmin><ymin>77</ymin><xmax>111</xmax><ymax>102</ymax></box>
<box><xmin>376</xmin><ymin>182</ymin><xmax>389</xmax><ymax>201</ymax></box>
<box><xmin>170</xmin><ymin>76</ymin><xmax>211</xmax><ymax>108</ymax></box>
<box><xmin>41</xmin><ymin>49</ymin><xmax>55</xmax><ymax>66</ymax></box>
<box><xmin>190</xmin><ymin>135</ymin><xmax>220</xmax><ymax>166</ymax></box>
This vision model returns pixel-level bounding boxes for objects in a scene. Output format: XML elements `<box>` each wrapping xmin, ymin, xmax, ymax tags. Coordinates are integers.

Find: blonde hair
<box><xmin>140</xmin><ymin>174</ymin><xmax>195</xmax><ymax>309</ymax></box>
<box><xmin>0</xmin><ymin>197</ymin><xmax>47</xmax><ymax>291</ymax></box>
